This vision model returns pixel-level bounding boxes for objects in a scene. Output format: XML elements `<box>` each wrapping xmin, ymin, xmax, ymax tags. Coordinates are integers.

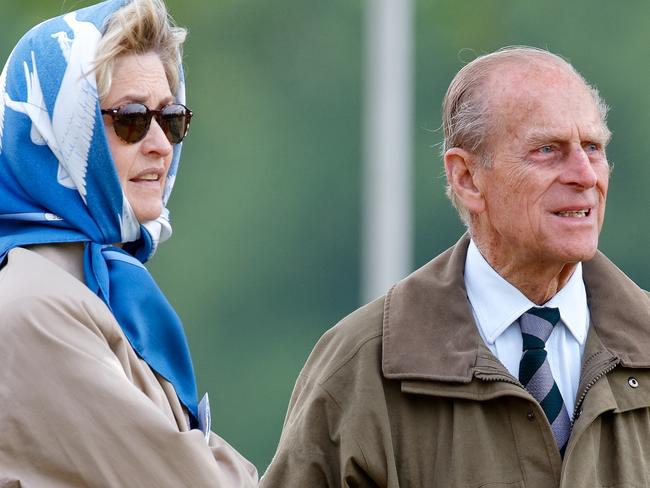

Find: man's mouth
<box><xmin>554</xmin><ymin>209</ymin><xmax>591</xmax><ymax>218</ymax></box>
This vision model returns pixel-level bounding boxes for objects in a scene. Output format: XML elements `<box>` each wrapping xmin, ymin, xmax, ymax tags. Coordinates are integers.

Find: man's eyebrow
<box><xmin>600</xmin><ymin>127</ymin><xmax>613</xmax><ymax>146</ymax></box>
<box><xmin>524</xmin><ymin>127</ymin><xmax>611</xmax><ymax>146</ymax></box>
<box><xmin>524</xmin><ymin>130</ymin><xmax>563</xmax><ymax>146</ymax></box>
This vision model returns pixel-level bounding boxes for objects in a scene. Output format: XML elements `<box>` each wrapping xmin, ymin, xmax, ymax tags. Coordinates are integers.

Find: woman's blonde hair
<box><xmin>94</xmin><ymin>0</ymin><xmax>187</xmax><ymax>100</ymax></box>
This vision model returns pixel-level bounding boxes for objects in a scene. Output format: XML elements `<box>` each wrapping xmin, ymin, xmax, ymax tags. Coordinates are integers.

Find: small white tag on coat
<box><xmin>198</xmin><ymin>393</ymin><xmax>211</xmax><ymax>444</ymax></box>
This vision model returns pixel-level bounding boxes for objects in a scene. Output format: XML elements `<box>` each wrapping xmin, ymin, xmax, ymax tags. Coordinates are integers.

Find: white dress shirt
<box><xmin>464</xmin><ymin>240</ymin><xmax>590</xmax><ymax>417</ymax></box>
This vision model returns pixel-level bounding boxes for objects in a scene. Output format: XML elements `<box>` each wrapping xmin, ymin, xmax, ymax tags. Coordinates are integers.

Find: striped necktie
<box><xmin>518</xmin><ymin>307</ymin><xmax>571</xmax><ymax>456</ymax></box>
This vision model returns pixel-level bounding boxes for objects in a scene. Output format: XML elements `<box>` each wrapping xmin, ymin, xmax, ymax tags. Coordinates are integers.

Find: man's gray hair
<box><xmin>441</xmin><ymin>46</ymin><xmax>610</xmax><ymax>226</ymax></box>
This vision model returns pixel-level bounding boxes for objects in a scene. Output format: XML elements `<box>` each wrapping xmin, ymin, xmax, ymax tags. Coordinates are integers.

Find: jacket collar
<box><xmin>382</xmin><ymin>234</ymin><xmax>650</xmax><ymax>383</ymax></box>
<box><xmin>583</xmin><ymin>251</ymin><xmax>650</xmax><ymax>368</ymax></box>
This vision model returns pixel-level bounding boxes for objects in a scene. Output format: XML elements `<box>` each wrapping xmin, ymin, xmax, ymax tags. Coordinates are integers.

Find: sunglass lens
<box><xmin>114</xmin><ymin>103</ymin><xmax>150</xmax><ymax>143</ymax></box>
<box><xmin>160</xmin><ymin>104</ymin><xmax>190</xmax><ymax>144</ymax></box>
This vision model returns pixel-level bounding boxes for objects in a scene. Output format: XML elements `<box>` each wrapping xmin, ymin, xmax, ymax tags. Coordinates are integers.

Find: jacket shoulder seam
<box><xmin>312</xmin><ymin>331</ymin><xmax>383</xmax><ymax>385</ymax></box>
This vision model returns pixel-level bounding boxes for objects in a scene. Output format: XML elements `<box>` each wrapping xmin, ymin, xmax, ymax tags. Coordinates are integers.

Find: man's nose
<box><xmin>559</xmin><ymin>145</ymin><xmax>598</xmax><ymax>188</ymax></box>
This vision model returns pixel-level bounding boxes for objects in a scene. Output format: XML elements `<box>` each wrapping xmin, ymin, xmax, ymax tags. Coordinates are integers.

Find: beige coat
<box><xmin>0</xmin><ymin>245</ymin><xmax>258</xmax><ymax>487</ymax></box>
<box><xmin>262</xmin><ymin>235</ymin><xmax>650</xmax><ymax>487</ymax></box>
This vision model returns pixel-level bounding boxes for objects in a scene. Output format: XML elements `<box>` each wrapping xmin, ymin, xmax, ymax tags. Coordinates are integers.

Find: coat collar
<box><xmin>583</xmin><ymin>251</ymin><xmax>650</xmax><ymax>368</ymax></box>
<box><xmin>382</xmin><ymin>234</ymin><xmax>650</xmax><ymax>383</ymax></box>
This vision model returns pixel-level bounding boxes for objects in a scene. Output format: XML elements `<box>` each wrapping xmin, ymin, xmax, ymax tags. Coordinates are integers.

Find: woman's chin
<box><xmin>133</xmin><ymin>203</ymin><xmax>163</xmax><ymax>224</ymax></box>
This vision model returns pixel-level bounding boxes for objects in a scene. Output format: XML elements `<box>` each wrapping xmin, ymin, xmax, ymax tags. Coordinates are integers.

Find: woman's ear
<box><xmin>444</xmin><ymin>148</ymin><xmax>486</xmax><ymax>214</ymax></box>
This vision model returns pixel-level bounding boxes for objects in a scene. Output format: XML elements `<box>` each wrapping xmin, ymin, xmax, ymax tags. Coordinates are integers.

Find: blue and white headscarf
<box><xmin>0</xmin><ymin>0</ymin><xmax>198</xmax><ymax>424</ymax></box>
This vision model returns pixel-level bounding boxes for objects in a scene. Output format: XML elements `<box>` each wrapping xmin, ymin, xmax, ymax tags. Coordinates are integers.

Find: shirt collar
<box><xmin>464</xmin><ymin>239</ymin><xmax>589</xmax><ymax>346</ymax></box>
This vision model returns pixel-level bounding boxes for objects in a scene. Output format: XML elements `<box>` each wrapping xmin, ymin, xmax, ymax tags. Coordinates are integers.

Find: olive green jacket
<box><xmin>262</xmin><ymin>235</ymin><xmax>650</xmax><ymax>487</ymax></box>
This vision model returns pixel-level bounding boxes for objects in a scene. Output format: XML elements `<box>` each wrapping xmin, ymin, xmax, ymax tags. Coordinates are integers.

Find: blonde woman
<box><xmin>0</xmin><ymin>1</ymin><xmax>257</xmax><ymax>486</ymax></box>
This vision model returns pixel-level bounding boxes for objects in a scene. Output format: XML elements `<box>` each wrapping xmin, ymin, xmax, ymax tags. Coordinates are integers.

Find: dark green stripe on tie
<box><xmin>518</xmin><ymin>349</ymin><xmax>546</xmax><ymax>385</ymax></box>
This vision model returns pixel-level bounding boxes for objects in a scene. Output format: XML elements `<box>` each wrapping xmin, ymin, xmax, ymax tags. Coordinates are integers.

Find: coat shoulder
<box><xmin>301</xmin><ymin>296</ymin><xmax>385</xmax><ymax>385</ymax></box>
<box><xmin>0</xmin><ymin>247</ymin><xmax>95</xmax><ymax>305</ymax></box>
<box><xmin>0</xmin><ymin>247</ymin><xmax>113</xmax><ymax>343</ymax></box>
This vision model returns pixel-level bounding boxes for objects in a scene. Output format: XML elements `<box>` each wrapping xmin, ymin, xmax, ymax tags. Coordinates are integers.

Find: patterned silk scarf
<box><xmin>0</xmin><ymin>0</ymin><xmax>199</xmax><ymax>425</ymax></box>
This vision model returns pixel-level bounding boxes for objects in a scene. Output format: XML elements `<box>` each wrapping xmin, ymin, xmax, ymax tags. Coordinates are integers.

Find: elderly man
<box><xmin>261</xmin><ymin>47</ymin><xmax>650</xmax><ymax>487</ymax></box>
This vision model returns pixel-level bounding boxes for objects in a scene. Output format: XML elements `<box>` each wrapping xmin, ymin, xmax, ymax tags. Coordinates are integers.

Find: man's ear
<box><xmin>444</xmin><ymin>148</ymin><xmax>486</xmax><ymax>214</ymax></box>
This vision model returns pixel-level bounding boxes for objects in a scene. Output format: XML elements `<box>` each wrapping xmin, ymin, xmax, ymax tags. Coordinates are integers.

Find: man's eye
<box><xmin>538</xmin><ymin>145</ymin><xmax>554</xmax><ymax>154</ymax></box>
<box><xmin>584</xmin><ymin>142</ymin><xmax>599</xmax><ymax>152</ymax></box>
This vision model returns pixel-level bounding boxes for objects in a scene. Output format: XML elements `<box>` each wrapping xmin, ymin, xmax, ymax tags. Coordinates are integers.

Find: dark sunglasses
<box><xmin>101</xmin><ymin>102</ymin><xmax>193</xmax><ymax>144</ymax></box>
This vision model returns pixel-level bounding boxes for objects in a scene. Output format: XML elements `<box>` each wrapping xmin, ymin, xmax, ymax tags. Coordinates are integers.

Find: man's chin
<box><xmin>555</xmin><ymin>243</ymin><xmax>599</xmax><ymax>264</ymax></box>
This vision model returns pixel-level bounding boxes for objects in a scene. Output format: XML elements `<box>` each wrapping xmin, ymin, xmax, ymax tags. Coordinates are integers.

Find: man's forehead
<box><xmin>488</xmin><ymin>59</ymin><xmax>581</xmax><ymax>100</ymax></box>
<box><xmin>484</xmin><ymin>62</ymin><xmax>607</xmax><ymax>135</ymax></box>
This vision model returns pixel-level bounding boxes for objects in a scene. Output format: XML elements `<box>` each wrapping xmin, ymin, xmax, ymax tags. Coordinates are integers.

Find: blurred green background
<box><xmin>2</xmin><ymin>0</ymin><xmax>649</xmax><ymax>472</ymax></box>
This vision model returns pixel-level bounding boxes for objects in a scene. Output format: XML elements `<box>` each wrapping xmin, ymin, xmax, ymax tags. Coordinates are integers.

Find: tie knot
<box><xmin>520</xmin><ymin>307</ymin><xmax>560</xmax><ymax>350</ymax></box>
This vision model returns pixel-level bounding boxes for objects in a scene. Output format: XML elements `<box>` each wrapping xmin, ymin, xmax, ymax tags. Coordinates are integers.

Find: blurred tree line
<box><xmin>2</xmin><ymin>0</ymin><xmax>648</xmax><ymax>472</ymax></box>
